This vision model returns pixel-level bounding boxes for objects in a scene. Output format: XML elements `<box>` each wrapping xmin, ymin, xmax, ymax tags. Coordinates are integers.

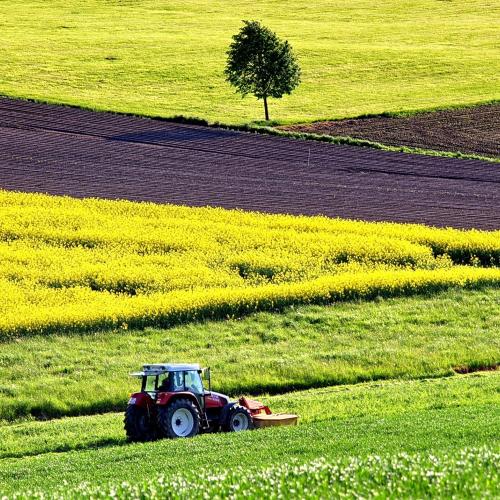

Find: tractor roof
<box><xmin>130</xmin><ymin>363</ymin><xmax>201</xmax><ymax>377</ymax></box>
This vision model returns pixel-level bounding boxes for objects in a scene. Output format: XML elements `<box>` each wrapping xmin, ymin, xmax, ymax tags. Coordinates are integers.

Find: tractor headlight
<box><xmin>128</xmin><ymin>397</ymin><xmax>137</xmax><ymax>405</ymax></box>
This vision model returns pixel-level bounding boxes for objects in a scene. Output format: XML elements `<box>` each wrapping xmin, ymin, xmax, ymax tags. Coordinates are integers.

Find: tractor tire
<box><xmin>158</xmin><ymin>398</ymin><xmax>201</xmax><ymax>439</ymax></box>
<box><xmin>223</xmin><ymin>405</ymin><xmax>254</xmax><ymax>432</ymax></box>
<box><xmin>124</xmin><ymin>405</ymin><xmax>156</xmax><ymax>442</ymax></box>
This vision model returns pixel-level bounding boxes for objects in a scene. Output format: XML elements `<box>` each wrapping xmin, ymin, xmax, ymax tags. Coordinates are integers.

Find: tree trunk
<box><xmin>263</xmin><ymin>95</ymin><xmax>269</xmax><ymax>121</ymax></box>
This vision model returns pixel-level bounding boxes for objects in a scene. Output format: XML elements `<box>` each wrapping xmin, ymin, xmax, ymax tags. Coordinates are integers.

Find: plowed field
<box><xmin>1</xmin><ymin>98</ymin><xmax>499</xmax><ymax>229</ymax></box>
<box><xmin>283</xmin><ymin>104</ymin><xmax>500</xmax><ymax>158</ymax></box>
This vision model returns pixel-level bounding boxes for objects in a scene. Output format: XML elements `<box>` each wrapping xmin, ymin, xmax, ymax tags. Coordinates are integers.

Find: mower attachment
<box><xmin>239</xmin><ymin>396</ymin><xmax>298</xmax><ymax>428</ymax></box>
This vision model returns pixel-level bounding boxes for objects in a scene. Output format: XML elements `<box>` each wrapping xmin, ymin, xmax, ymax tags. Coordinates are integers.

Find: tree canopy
<box><xmin>225</xmin><ymin>20</ymin><xmax>301</xmax><ymax>121</ymax></box>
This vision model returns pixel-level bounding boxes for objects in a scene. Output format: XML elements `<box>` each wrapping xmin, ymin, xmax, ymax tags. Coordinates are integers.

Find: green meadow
<box><xmin>0</xmin><ymin>371</ymin><xmax>498</xmax><ymax>494</ymax></box>
<box><xmin>0</xmin><ymin>0</ymin><xmax>498</xmax><ymax>123</ymax></box>
<box><xmin>20</xmin><ymin>447</ymin><xmax>498</xmax><ymax>499</ymax></box>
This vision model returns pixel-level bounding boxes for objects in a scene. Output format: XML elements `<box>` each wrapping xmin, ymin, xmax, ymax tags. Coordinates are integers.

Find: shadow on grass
<box><xmin>0</xmin><ymin>436</ymin><xmax>126</xmax><ymax>461</ymax></box>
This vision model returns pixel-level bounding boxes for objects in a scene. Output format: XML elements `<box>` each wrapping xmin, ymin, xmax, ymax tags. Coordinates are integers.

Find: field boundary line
<box><xmin>2</xmin><ymin>94</ymin><xmax>498</xmax><ymax>164</ymax></box>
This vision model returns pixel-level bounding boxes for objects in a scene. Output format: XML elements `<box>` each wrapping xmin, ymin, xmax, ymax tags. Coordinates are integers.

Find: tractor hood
<box><xmin>206</xmin><ymin>391</ymin><xmax>230</xmax><ymax>406</ymax></box>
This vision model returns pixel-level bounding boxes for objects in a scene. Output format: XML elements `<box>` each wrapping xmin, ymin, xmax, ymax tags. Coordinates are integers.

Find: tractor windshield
<box><xmin>156</xmin><ymin>372</ymin><xmax>185</xmax><ymax>392</ymax></box>
<box><xmin>185</xmin><ymin>370</ymin><xmax>204</xmax><ymax>394</ymax></box>
<box><xmin>139</xmin><ymin>370</ymin><xmax>204</xmax><ymax>394</ymax></box>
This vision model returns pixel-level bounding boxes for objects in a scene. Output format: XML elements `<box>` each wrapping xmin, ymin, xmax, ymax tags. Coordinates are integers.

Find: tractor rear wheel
<box><xmin>224</xmin><ymin>405</ymin><xmax>254</xmax><ymax>432</ymax></box>
<box><xmin>158</xmin><ymin>398</ymin><xmax>201</xmax><ymax>438</ymax></box>
<box><xmin>124</xmin><ymin>405</ymin><xmax>156</xmax><ymax>442</ymax></box>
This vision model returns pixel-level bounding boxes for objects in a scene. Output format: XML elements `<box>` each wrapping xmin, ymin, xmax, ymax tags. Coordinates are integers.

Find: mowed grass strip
<box><xmin>0</xmin><ymin>372</ymin><xmax>498</xmax><ymax>494</ymax></box>
<box><xmin>0</xmin><ymin>1</ymin><xmax>498</xmax><ymax>123</ymax></box>
<box><xmin>0</xmin><ymin>288</ymin><xmax>498</xmax><ymax>422</ymax></box>
<box><xmin>0</xmin><ymin>371</ymin><xmax>497</xmax><ymax>460</ymax></box>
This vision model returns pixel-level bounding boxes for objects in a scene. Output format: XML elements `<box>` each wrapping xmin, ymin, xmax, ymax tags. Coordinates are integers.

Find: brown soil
<box><xmin>1</xmin><ymin>98</ymin><xmax>499</xmax><ymax>230</ymax></box>
<box><xmin>282</xmin><ymin>104</ymin><xmax>500</xmax><ymax>158</ymax></box>
<box><xmin>453</xmin><ymin>364</ymin><xmax>499</xmax><ymax>375</ymax></box>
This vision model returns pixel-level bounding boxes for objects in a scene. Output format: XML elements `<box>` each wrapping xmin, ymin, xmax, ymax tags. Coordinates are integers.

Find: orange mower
<box><xmin>124</xmin><ymin>363</ymin><xmax>298</xmax><ymax>441</ymax></box>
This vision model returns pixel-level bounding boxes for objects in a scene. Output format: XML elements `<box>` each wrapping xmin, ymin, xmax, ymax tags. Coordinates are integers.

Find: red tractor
<box><xmin>124</xmin><ymin>363</ymin><xmax>295</xmax><ymax>441</ymax></box>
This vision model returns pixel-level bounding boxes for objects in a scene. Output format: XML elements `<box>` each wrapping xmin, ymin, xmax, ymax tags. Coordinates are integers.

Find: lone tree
<box><xmin>225</xmin><ymin>20</ymin><xmax>300</xmax><ymax>121</ymax></box>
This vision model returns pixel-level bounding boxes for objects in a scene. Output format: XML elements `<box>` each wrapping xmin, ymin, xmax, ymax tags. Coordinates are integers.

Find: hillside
<box><xmin>0</xmin><ymin>0</ymin><xmax>498</xmax><ymax>123</ymax></box>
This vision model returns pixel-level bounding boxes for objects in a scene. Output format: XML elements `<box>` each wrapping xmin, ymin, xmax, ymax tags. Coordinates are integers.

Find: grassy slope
<box><xmin>0</xmin><ymin>1</ymin><xmax>498</xmax><ymax>124</ymax></box>
<box><xmin>1</xmin><ymin>371</ymin><xmax>497</xmax><ymax>460</ymax></box>
<box><xmin>1</xmin><ymin>287</ymin><xmax>499</xmax><ymax>421</ymax></box>
<box><xmin>0</xmin><ymin>371</ymin><xmax>498</xmax><ymax>494</ymax></box>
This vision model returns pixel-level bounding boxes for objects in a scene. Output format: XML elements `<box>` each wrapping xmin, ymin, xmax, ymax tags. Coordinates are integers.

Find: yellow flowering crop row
<box><xmin>0</xmin><ymin>190</ymin><xmax>499</xmax><ymax>338</ymax></box>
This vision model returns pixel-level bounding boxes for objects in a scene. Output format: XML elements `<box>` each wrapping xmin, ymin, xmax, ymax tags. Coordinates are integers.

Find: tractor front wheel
<box><xmin>224</xmin><ymin>405</ymin><xmax>254</xmax><ymax>432</ymax></box>
<box><xmin>158</xmin><ymin>398</ymin><xmax>201</xmax><ymax>438</ymax></box>
<box><xmin>124</xmin><ymin>405</ymin><xmax>156</xmax><ymax>442</ymax></box>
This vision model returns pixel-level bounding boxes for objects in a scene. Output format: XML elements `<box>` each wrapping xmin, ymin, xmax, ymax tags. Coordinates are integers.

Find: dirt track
<box><xmin>0</xmin><ymin>98</ymin><xmax>499</xmax><ymax>230</ymax></box>
<box><xmin>282</xmin><ymin>104</ymin><xmax>500</xmax><ymax>158</ymax></box>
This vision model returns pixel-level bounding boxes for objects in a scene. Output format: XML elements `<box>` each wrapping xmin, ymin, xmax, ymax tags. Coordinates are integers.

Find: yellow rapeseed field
<box><xmin>1</xmin><ymin>190</ymin><xmax>499</xmax><ymax>338</ymax></box>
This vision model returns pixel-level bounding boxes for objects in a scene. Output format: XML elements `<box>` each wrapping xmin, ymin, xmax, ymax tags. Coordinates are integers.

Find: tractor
<box><xmin>124</xmin><ymin>363</ymin><xmax>297</xmax><ymax>441</ymax></box>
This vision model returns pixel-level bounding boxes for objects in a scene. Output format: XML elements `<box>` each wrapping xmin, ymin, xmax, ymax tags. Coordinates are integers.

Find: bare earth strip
<box><xmin>0</xmin><ymin>98</ymin><xmax>499</xmax><ymax>229</ymax></box>
<box><xmin>282</xmin><ymin>104</ymin><xmax>500</xmax><ymax>158</ymax></box>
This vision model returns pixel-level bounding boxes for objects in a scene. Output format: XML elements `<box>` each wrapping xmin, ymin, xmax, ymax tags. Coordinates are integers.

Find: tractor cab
<box><xmin>131</xmin><ymin>363</ymin><xmax>209</xmax><ymax>404</ymax></box>
<box><xmin>126</xmin><ymin>362</ymin><xmax>233</xmax><ymax>440</ymax></box>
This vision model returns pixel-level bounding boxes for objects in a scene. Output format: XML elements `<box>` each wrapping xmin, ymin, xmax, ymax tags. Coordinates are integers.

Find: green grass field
<box><xmin>1</xmin><ymin>0</ymin><xmax>498</xmax><ymax>123</ymax></box>
<box><xmin>0</xmin><ymin>371</ymin><xmax>498</xmax><ymax>494</ymax></box>
<box><xmin>27</xmin><ymin>447</ymin><xmax>498</xmax><ymax>499</ymax></box>
<box><xmin>1</xmin><ymin>282</ymin><xmax>498</xmax><ymax>496</ymax></box>
<box><xmin>1</xmin><ymin>287</ymin><xmax>498</xmax><ymax>422</ymax></box>
<box><xmin>1</xmin><ymin>371</ymin><xmax>498</xmax><ymax>460</ymax></box>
